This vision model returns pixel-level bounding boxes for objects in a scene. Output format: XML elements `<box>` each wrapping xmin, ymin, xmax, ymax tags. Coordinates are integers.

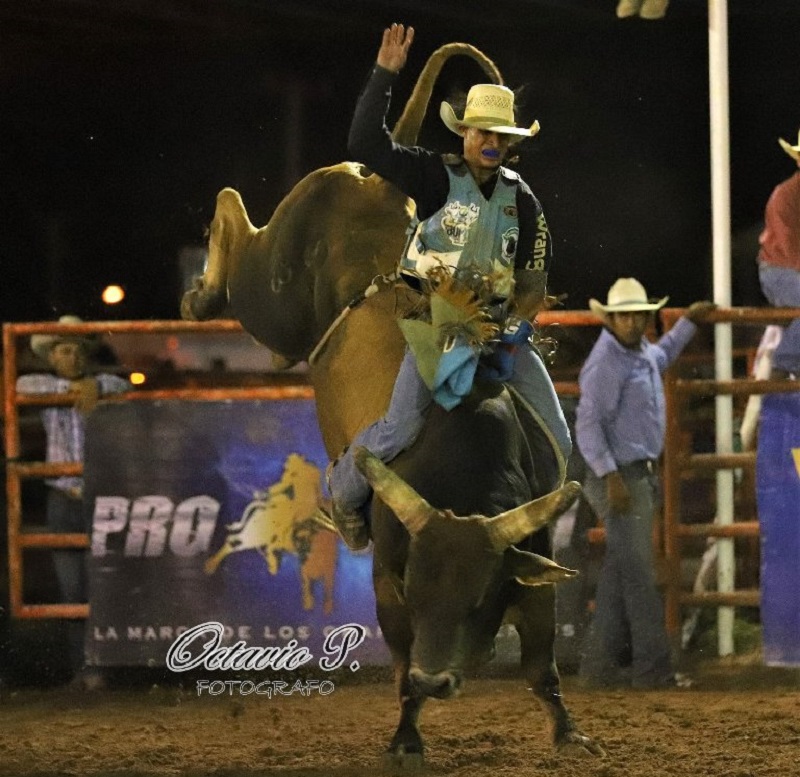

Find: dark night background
<box><xmin>1</xmin><ymin>0</ymin><xmax>798</xmax><ymax>323</ymax></box>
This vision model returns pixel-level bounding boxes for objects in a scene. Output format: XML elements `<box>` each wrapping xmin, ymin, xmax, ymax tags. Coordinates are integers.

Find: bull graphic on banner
<box><xmin>204</xmin><ymin>453</ymin><xmax>338</xmax><ymax>615</ymax></box>
<box><xmin>83</xmin><ymin>400</ymin><xmax>389</xmax><ymax>667</ymax></box>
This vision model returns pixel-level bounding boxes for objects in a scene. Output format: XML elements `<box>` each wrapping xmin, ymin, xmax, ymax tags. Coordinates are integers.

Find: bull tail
<box><xmin>180</xmin><ymin>187</ymin><xmax>256</xmax><ymax>322</ymax></box>
<box><xmin>391</xmin><ymin>43</ymin><xmax>504</xmax><ymax>147</ymax></box>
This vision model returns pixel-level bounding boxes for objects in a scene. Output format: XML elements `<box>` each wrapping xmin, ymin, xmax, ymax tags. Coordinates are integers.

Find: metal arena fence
<box><xmin>3</xmin><ymin>311</ymin><xmax>800</xmax><ymax>637</ymax></box>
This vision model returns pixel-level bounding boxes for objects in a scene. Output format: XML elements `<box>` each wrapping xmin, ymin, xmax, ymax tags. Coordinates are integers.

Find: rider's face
<box><xmin>461</xmin><ymin>127</ymin><xmax>510</xmax><ymax>177</ymax></box>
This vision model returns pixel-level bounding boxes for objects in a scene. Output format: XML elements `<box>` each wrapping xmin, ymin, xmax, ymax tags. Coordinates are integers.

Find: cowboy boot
<box><xmin>330</xmin><ymin>501</ymin><xmax>371</xmax><ymax>552</ymax></box>
<box><xmin>325</xmin><ymin>453</ymin><xmax>371</xmax><ymax>551</ymax></box>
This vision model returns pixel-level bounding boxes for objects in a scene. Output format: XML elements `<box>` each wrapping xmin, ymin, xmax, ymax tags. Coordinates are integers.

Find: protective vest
<box><xmin>400</xmin><ymin>160</ymin><xmax>520</xmax><ymax>299</ymax></box>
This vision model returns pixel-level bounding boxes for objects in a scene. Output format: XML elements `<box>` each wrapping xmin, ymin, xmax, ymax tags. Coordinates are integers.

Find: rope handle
<box><xmin>307</xmin><ymin>273</ymin><xmax>398</xmax><ymax>366</ymax></box>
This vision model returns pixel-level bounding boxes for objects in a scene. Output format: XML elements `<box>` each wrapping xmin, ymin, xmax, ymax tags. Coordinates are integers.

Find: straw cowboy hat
<box><xmin>778</xmin><ymin>129</ymin><xmax>800</xmax><ymax>163</ymax></box>
<box><xmin>589</xmin><ymin>278</ymin><xmax>669</xmax><ymax>323</ymax></box>
<box><xmin>31</xmin><ymin>315</ymin><xmax>98</xmax><ymax>361</ymax></box>
<box><xmin>440</xmin><ymin>84</ymin><xmax>540</xmax><ymax>144</ymax></box>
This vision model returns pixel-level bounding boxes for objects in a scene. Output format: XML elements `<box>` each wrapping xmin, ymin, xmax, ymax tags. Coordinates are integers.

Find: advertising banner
<box><xmin>83</xmin><ymin>399</ymin><xmax>389</xmax><ymax>667</ymax></box>
<box><xmin>756</xmin><ymin>393</ymin><xmax>800</xmax><ymax>667</ymax></box>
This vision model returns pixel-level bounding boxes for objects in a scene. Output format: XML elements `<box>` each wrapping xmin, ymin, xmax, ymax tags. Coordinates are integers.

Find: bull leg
<box><xmin>181</xmin><ymin>188</ymin><xmax>252</xmax><ymax>321</ymax></box>
<box><xmin>516</xmin><ymin>591</ymin><xmax>605</xmax><ymax>758</ymax></box>
<box><xmin>300</xmin><ymin>573</ymin><xmax>314</xmax><ymax>611</ymax></box>
<box><xmin>204</xmin><ymin>543</ymin><xmax>232</xmax><ymax>574</ymax></box>
<box><xmin>383</xmin><ymin>659</ymin><xmax>427</xmax><ymax>772</ymax></box>
<box><xmin>322</xmin><ymin>573</ymin><xmax>335</xmax><ymax>615</ymax></box>
<box><xmin>375</xmin><ymin>576</ymin><xmax>426</xmax><ymax>770</ymax></box>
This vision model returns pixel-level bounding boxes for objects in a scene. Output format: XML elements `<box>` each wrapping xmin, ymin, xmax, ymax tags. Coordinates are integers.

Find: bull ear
<box><xmin>353</xmin><ymin>447</ymin><xmax>433</xmax><ymax>536</ymax></box>
<box><xmin>506</xmin><ymin>546</ymin><xmax>578</xmax><ymax>586</ymax></box>
<box><xmin>484</xmin><ymin>482</ymin><xmax>581</xmax><ymax>551</ymax></box>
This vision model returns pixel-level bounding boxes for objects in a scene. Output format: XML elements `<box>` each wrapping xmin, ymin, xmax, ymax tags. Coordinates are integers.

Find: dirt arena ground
<box><xmin>0</xmin><ymin>651</ymin><xmax>798</xmax><ymax>777</ymax></box>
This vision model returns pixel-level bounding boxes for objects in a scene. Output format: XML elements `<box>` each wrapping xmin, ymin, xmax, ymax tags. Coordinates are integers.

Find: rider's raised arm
<box><xmin>348</xmin><ymin>29</ymin><xmax>448</xmax><ymax>218</ymax></box>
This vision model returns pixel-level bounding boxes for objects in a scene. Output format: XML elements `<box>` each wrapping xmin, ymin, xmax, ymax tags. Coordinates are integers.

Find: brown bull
<box><xmin>182</xmin><ymin>41</ymin><xmax>602</xmax><ymax>767</ymax></box>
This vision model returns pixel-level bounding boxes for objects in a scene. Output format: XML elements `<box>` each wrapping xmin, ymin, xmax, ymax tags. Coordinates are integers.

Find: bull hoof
<box><xmin>556</xmin><ymin>731</ymin><xmax>606</xmax><ymax>758</ymax></box>
<box><xmin>382</xmin><ymin>747</ymin><xmax>425</xmax><ymax>773</ymax></box>
<box><xmin>180</xmin><ymin>278</ymin><xmax>227</xmax><ymax>321</ymax></box>
<box><xmin>270</xmin><ymin>352</ymin><xmax>299</xmax><ymax>371</ymax></box>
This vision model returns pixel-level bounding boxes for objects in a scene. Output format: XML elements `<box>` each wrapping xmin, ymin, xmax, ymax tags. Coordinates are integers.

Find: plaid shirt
<box><xmin>16</xmin><ymin>373</ymin><xmax>130</xmax><ymax>492</ymax></box>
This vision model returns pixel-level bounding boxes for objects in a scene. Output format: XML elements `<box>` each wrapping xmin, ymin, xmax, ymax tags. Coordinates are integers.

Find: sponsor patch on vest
<box><xmin>504</xmin><ymin>206</ymin><xmax>518</xmax><ymax>217</ymax></box>
<box><xmin>502</xmin><ymin>227</ymin><xmax>519</xmax><ymax>261</ymax></box>
<box><xmin>441</xmin><ymin>200</ymin><xmax>480</xmax><ymax>247</ymax></box>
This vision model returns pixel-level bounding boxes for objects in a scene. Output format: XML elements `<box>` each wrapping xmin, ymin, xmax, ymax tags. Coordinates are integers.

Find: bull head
<box><xmin>353</xmin><ymin>447</ymin><xmax>578</xmax><ymax>585</ymax></box>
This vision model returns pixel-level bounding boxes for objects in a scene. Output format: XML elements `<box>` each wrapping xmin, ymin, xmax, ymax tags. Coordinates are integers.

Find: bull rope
<box><xmin>307</xmin><ymin>273</ymin><xmax>397</xmax><ymax>366</ymax></box>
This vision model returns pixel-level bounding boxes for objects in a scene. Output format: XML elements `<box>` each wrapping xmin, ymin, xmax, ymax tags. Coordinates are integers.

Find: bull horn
<box><xmin>484</xmin><ymin>481</ymin><xmax>582</xmax><ymax>551</ymax></box>
<box><xmin>353</xmin><ymin>447</ymin><xmax>433</xmax><ymax>536</ymax></box>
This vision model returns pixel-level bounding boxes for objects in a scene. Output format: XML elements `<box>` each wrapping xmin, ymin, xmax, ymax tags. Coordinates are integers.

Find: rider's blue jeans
<box><xmin>328</xmin><ymin>345</ymin><xmax>571</xmax><ymax>512</ymax></box>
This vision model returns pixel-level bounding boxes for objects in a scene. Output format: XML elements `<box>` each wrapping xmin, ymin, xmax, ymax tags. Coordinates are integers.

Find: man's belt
<box><xmin>620</xmin><ymin>459</ymin><xmax>658</xmax><ymax>475</ymax></box>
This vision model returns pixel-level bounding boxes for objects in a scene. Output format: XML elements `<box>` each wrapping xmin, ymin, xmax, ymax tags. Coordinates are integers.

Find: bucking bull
<box><xmin>182</xmin><ymin>42</ymin><xmax>603</xmax><ymax>767</ymax></box>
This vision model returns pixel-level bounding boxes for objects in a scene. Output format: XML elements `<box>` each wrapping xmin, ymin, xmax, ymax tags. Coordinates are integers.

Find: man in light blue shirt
<box><xmin>575</xmin><ymin>278</ymin><xmax>714</xmax><ymax>689</ymax></box>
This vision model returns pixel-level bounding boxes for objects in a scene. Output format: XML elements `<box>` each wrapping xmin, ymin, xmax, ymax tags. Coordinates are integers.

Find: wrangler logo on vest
<box><xmin>441</xmin><ymin>200</ymin><xmax>480</xmax><ymax>247</ymax></box>
<box><xmin>531</xmin><ymin>213</ymin><xmax>549</xmax><ymax>271</ymax></box>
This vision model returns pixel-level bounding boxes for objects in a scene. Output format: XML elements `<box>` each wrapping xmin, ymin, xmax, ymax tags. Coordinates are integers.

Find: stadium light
<box><xmin>102</xmin><ymin>284</ymin><xmax>125</xmax><ymax>305</ymax></box>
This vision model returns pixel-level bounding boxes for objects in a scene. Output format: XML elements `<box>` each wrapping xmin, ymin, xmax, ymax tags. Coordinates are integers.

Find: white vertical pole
<box><xmin>708</xmin><ymin>0</ymin><xmax>735</xmax><ymax>656</ymax></box>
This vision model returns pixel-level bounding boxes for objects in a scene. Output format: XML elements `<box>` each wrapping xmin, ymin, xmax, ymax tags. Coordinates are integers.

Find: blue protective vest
<box><xmin>400</xmin><ymin>160</ymin><xmax>520</xmax><ymax>299</ymax></box>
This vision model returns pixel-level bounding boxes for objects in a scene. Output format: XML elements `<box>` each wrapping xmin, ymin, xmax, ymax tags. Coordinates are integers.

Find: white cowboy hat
<box><xmin>440</xmin><ymin>84</ymin><xmax>540</xmax><ymax>144</ymax></box>
<box><xmin>31</xmin><ymin>315</ymin><xmax>98</xmax><ymax>361</ymax></box>
<box><xmin>778</xmin><ymin>129</ymin><xmax>800</xmax><ymax>163</ymax></box>
<box><xmin>589</xmin><ymin>278</ymin><xmax>668</xmax><ymax>322</ymax></box>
